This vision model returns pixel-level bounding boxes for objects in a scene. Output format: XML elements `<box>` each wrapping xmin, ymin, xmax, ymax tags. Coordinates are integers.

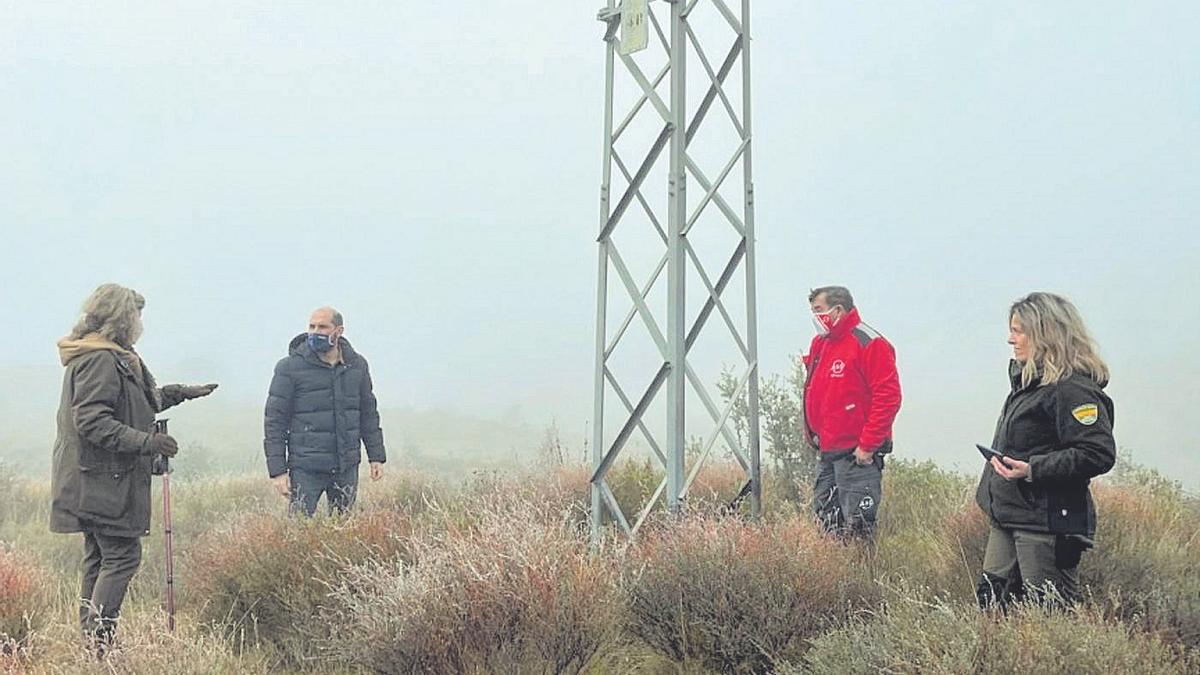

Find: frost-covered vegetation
<box><xmin>1</xmin><ymin>455</ymin><xmax>1196</xmax><ymax>673</ymax></box>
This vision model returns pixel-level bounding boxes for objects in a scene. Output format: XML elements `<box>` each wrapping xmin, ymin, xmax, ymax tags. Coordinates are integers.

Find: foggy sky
<box><xmin>2</xmin><ymin>2</ymin><xmax>1197</xmax><ymax>486</ymax></box>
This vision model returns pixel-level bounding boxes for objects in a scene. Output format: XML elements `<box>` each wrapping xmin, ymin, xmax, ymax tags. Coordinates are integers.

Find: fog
<box><xmin>2</xmin><ymin>2</ymin><xmax>1197</xmax><ymax>487</ymax></box>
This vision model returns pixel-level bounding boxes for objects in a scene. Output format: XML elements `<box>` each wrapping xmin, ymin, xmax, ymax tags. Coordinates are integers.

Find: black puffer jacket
<box><xmin>975</xmin><ymin>361</ymin><xmax>1116</xmax><ymax>537</ymax></box>
<box><xmin>263</xmin><ymin>334</ymin><xmax>386</xmax><ymax>477</ymax></box>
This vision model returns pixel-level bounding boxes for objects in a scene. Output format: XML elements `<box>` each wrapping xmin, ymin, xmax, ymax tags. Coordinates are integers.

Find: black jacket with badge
<box><xmin>263</xmin><ymin>334</ymin><xmax>386</xmax><ymax>478</ymax></box>
<box><xmin>975</xmin><ymin>361</ymin><xmax>1116</xmax><ymax>537</ymax></box>
<box><xmin>50</xmin><ymin>337</ymin><xmax>189</xmax><ymax>538</ymax></box>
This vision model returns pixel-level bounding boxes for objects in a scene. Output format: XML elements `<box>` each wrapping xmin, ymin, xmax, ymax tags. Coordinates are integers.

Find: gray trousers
<box><xmin>80</xmin><ymin>530</ymin><xmax>143</xmax><ymax>638</ymax></box>
<box><xmin>979</xmin><ymin>525</ymin><xmax>1082</xmax><ymax>606</ymax></box>
<box><xmin>813</xmin><ymin>450</ymin><xmax>883</xmax><ymax>539</ymax></box>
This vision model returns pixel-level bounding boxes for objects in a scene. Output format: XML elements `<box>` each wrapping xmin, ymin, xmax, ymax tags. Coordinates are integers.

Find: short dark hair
<box><xmin>808</xmin><ymin>286</ymin><xmax>855</xmax><ymax>310</ymax></box>
<box><xmin>313</xmin><ymin>306</ymin><xmax>344</xmax><ymax>328</ymax></box>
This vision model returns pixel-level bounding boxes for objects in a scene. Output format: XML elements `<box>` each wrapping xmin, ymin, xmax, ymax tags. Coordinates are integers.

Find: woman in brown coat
<box><xmin>50</xmin><ymin>283</ymin><xmax>216</xmax><ymax>653</ymax></box>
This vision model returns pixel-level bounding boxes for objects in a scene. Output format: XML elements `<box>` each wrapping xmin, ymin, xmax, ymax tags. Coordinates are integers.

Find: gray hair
<box><xmin>1010</xmin><ymin>292</ymin><xmax>1109</xmax><ymax>387</ymax></box>
<box><xmin>69</xmin><ymin>283</ymin><xmax>145</xmax><ymax>347</ymax></box>
<box><xmin>808</xmin><ymin>286</ymin><xmax>855</xmax><ymax>311</ymax></box>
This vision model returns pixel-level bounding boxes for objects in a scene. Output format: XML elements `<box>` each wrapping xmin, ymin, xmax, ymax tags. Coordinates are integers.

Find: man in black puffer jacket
<box><xmin>264</xmin><ymin>306</ymin><xmax>386</xmax><ymax>515</ymax></box>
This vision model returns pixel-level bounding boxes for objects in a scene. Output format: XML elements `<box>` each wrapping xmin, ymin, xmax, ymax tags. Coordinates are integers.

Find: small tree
<box><xmin>717</xmin><ymin>356</ymin><xmax>818</xmax><ymax>503</ymax></box>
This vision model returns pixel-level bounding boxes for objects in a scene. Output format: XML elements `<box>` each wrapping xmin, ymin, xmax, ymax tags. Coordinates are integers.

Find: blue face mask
<box><xmin>307</xmin><ymin>332</ymin><xmax>336</xmax><ymax>354</ymax></box>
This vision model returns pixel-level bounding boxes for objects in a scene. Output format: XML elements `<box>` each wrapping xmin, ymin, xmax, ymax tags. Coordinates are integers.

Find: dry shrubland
<box><xmin>0</xmin><ymin>456</ymin><xmax>1196</xmax><ymax>674</ymax></box>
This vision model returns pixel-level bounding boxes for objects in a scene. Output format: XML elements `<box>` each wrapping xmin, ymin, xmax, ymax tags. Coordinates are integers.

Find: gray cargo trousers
<box><xmin>813</xmin><ymin>449</ymin><xmax>884</xmax><ymax>539</ymax></box>
<box><xmin>977</xmin><ymin>525</ymin><xmax>1084</xmax><ymax>607</ymax></box>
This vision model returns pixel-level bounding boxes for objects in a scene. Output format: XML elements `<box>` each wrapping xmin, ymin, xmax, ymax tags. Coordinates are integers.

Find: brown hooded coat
<box><xmin>50</xmin><ymin>335</ymin><xmax>187</xmax><ymax>537</ymax></box>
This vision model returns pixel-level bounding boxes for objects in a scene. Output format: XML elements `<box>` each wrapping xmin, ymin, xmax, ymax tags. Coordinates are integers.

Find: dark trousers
<box><xmin>813</xmin><ymin>450</ymin><xmax>883</xmax><ymax>539</ymax></box>
<box><xmin>80</xmin><ymin>530</ymin><xmax>143</xmax><ymax>639</ymax></box>
<box><xmin>977</xmin><ymin>524</ymin><xmax>1083</xmax><ymax>607</ymax></box>
<box><xmin>289</xmin><ymin>465</ymin><xmax>359</xmax><ymax>516</ymax></box>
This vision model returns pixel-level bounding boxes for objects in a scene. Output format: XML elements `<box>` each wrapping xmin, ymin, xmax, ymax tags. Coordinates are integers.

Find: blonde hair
<box><xmin>1010</xmin><ymin>292</ymin><xmax>1108</xmax><ymax>387</ymax></box>
<box><xmin>69</xmin><ymin>283</ymin><xmax>145</xmax><ymax>348</ymax></box>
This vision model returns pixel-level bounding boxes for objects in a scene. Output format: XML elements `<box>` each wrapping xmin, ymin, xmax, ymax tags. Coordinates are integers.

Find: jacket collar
<box><xmin>824</xmin><ymin>307</ymin><xmax>862</xmax><ymax>341</ymax></box>
<box><xmin>57</xmin><ymin>333</ymin><xmax>159</xmax><ymax>406</ymax></box>
<box><xmin>1008</xmin><ymin>359</ymin><xmax>1041</xmax><ymax>392</ymax></box>
<box><xmin>57</xmin><ymin>333</ymin><xmax>136</xmax><ymax>367</ymax></box>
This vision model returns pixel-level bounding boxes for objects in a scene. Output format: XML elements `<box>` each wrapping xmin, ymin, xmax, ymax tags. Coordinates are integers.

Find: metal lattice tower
<box><xmin>591</xmin><ymin>0</ymin><xmax>761</xmax><ymax>542</ymax></box>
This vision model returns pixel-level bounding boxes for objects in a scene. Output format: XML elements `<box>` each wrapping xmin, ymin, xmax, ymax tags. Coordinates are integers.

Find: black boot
<box><xmin>976</xmin><ymin>570</ymin><xmax>1028</xmax><ymax>611</ymax></box>
<box><xmin>82</xmin><ymin>615</ymin><xmax>117</xmax><ymax>659</ymax></box>
<box><xmin>976</xmin><ymin>572</ymin><xmax>1009</xmax><ymax>609</ymax></box>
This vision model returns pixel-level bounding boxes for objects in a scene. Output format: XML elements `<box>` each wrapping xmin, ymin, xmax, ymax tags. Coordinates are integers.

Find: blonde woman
<box><xmin>974</xmin><ymin>292</ymin><xmax>1115</xmax><ymax>607</ymax></box>
<box><xmin>50</xmin><ymin>284</ymin><xmax>217</xmax><ymax>654</ymax></box>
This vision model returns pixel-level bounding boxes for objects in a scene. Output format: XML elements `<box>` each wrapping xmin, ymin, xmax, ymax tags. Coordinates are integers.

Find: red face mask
<box><xmin>812</xmin><ymin>308</ymin><xmax>839</xmax><ymax>336</ymax></box>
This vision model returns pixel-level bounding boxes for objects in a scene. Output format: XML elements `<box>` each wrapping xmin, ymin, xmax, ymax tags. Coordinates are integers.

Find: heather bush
<box><xmin>686</xmin><ymin>460</ymin><xmax>755</xmax><ymax>513</ymax></box>
<box><xmin>325</xmin><ymin>507</ymin><xmax>619</xmax><ymax>674</ymax></box>
<box><xmin>453</xmin><ymin>458</ymin><xmax>741</xmax><ymax>533</ymax></box>
<box><xmin>457</xmin><ymin>464</ymin><xmax>590</xmax><ymax>531</ymax></box>
<box><xmin>596</xmin><ymin>457</ymin><xmax>762</xmax><ymax>530</ymax></box>
<box><xmin>0</xmin><ymin>472</ymin><xmax>81</xmax><ymax>590</ymax></box>
<box><xmin>185</xmin><ymin>508</ymin><xmax>412</xmax><ymax>662</ymax></box>
<box><xmin>125</xmin><ymin>475</ymin><xmax>280</xmax><ymax>601</ymax></box>
<box><xmin>798</xmin><ymin>593</ymin><xmax>1200</xmax><ymax>674</ymax></box>
<box><xmin>871</xmin><ymin>459</ymin><xmax>985</xmax><ymax>601</ymax></box>
<box><xmin>0</xmin><ymin>547</ymin><xmax>50</xmax><ymax>653</ymax></box>
<box><xmin>605</xmin><ymin>458</ymin><xmax>662</xmax><ymax>525</ymax></box>
<box><xmin>622</xmin><ymin>514</ymin><xmax>879</xmax><ymax>673</ymax></box>
<box><xmin>2</xmin><ymin>454</ymin><xmax>1196</xmax><ymax>673</ymax></box>
<box><xmin>1080</xmin><ymin>480</ymin><xmax>1200</xmax><ymax>647</ymax></box>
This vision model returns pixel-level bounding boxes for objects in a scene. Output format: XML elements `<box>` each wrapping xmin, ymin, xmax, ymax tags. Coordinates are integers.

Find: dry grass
<box><xmin>6</xmin><ymin>608</ymin><xmax>274</xmax><ymax>674</ymax></box>
<box><xmin>798</xmin><ymin>592</ymin><xmax>1200</xmax><ymax>674</ymax></box>
<box><xmin>0</xmin><ymin>456</ymin><xmax>1196</xmax><ymax>673</ymax></box>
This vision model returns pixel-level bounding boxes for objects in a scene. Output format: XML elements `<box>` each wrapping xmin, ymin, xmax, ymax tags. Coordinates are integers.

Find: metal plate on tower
<box><xmin>619</xmin><ymin>0</ymin><xmax>648</xmax><ymax>55</ymax></box>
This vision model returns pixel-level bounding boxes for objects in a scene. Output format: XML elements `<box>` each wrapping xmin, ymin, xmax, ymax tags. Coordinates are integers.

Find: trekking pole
<box><xmin>153</xmin><ymin>418</ymin><xmax>175</xmax><ymax>632</ymax></box>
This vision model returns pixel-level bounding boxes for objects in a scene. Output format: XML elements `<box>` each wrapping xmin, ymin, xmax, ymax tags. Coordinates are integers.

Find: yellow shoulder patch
<box><xmin>1071</xmin><ymin>403</ymin><xmax>1099</xmax><ymax>426</ymax></box>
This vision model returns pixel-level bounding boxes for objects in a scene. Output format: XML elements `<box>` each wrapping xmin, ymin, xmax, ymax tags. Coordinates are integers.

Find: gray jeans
<box><xmin>813</xmin><ymin>450</ymin><xmax>883</xmax><ymax>539</ymax></box>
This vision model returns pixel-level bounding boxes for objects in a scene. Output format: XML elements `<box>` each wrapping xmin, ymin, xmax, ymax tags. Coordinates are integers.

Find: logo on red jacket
<box><xmin>830</xmin><ymin>359</ymin><xmax>846</xmax><ymax>378</ymax></box>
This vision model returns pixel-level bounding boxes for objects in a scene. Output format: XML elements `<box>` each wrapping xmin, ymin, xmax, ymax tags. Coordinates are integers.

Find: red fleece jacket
<box><xmin>802</xmin><ymin>308</ymin><xmax>901</xmax><ymax>453</ymax></box>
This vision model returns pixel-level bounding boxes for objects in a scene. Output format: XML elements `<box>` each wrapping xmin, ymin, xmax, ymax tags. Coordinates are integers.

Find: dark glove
<box><xmin>180</xmin><ymin>383</ymin><xmax>219</xmax><ymax>400</ymax></box>
<box><xmin>148</xmin><ymin>433</ymin><xmax>179</xmax><ymax>458</ymax></box>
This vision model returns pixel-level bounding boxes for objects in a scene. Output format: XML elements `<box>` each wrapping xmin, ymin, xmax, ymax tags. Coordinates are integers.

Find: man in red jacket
<box><xmin>803</xmin><ymin>286</ymin><xmax>902</xmax><ymax>539</ymax></box>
